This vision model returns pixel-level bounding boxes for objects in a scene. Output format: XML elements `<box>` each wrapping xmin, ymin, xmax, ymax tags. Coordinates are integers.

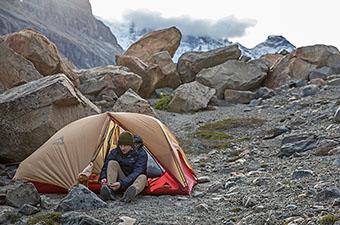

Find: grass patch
<box><xmin>154</xmin><ymin>93</ymin><xmax>172</xmax><ymax>110</ymax></box>
<box><xmin>27</xmin><ymin>212</ymin><xmax>62</xmax><ymax>225</ymax></box>
<box><xmin>193</xmin><ymin>117</ymin><xmax>263</xmax><ymax>151</ymax></box>
<box><xmin>319</xmin><ymin>214</ymin><xmax>339</xmax><ymax>225</ymax></box>
<box><xmin>198</xmin><ymin>117</ymin><xmax>265</xmax><ymax>131</ymax></box>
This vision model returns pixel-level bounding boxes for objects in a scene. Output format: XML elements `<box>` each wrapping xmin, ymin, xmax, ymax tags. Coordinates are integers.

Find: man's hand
<box><xmin>101</xmin><ymin>178</ymin><xmax>107</xmax><ymax>185</ymax></box>
<box><xmin>110</xmin><ymin>182</ymin><xmax>121</xmax><ymax>191</ymax></box>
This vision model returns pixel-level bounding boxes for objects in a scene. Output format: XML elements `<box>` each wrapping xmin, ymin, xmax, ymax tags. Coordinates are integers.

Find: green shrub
<box><xmin>155</xmin><ymin>93</ymin><xmax>172</xmax><ymax>110</ymax></box>
<box><xmin>27</xmin><ymin>212</ymin><xmax>62</xmax><ymax>225</ymax></box>
<box><xmin>319</xmin><ymin>214</ymin><xmax>338</xmax><ymax>225</ymax></box>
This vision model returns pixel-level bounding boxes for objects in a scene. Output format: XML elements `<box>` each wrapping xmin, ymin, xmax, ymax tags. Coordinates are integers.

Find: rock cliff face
<box><xmin>0</xmin><ymin>0</ymin><xmax>123</xmax><ymax>69</ymax></box>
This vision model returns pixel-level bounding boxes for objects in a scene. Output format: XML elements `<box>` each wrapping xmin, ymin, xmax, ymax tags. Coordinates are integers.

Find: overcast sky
<box><xmin>90</xmin><ymin>0</ymin><xmax>340</xmax><ymax>49</ymax></box>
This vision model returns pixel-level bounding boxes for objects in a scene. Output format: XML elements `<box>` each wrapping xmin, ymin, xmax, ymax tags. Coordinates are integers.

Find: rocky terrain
<box><xmin>0</xmin><ymin>2</ymin><xmax>339</xmax><ymax>224</ymax></box>
<box><xmin>0</xmin><ymin>0</ymin><xmax>123</xmax><ymax>68</ymax></box>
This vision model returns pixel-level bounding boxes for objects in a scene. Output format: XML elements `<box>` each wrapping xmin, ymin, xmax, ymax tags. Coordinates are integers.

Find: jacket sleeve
<box><xmin>99</xmin><ymin>150</ymin><xmax>116</xmax><ymax>180</ymax></box>
<box><xmin>118</xmin><ymin>149</ymin><xmax>148</xmax><ymax>188</ymax></box>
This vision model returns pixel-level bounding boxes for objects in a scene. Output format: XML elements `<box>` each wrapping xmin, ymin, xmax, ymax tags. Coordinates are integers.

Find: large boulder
<box><xmin>116</xmin><ymin>55</ymin><xmax>156</xmax><ymax>98</ymax></box>
<box><xmin>2</xmin><ymin>29</ymin><xmax>79</xmax><ymax>86</ymax></box>
<box><xmin>56</xmin><ymin>184</ymin><xmax>107</xmax><ymax>212</ymax></box>
<box><xmin>265</xmin><ymin>45</ymin><xmax>340</xmax><ymax>88</ymax></box>
<box><xmin>123</xmin><ymin>27</ymin><xmax>181</xmax><ymax>65</ymax></box>
<box><xmin>0</xmin><ymin>42</ymin><xmax>42</xmax><ymax>90</ymax></box>
<box><xmin>151</xmin><ymin>51</ymin><xmax>182</xmax><ymax>88</ymax></box>
<box><xmin>5</xmin><ymin>182</ymin><xmax>40</xmax><ymax>208</ymax></box>
<box><xmin>168</xmin><ymin>81</ymin><xmax>215</xmax><ymax>113</ymax></box>
<box><xmin>224</xmin><ymin>89</ymin><xmax>256</xmax><ymax>104</ymax></box>
<box><xmin>196</xmin><ymin>60</ymin><xmax>267</xmax><ymax>99</ymax></box>
<box><xmin>77</xmin><ymin>65</ymin><xmax>142</xmax><ymax>97</ymax></box>
<box><xmin>177</xmin><ymin>44</ymin><xmax>241</xmax><ymax>83</ymax></box>
<box><xmin>112</xmin><ymin>89</ymin><xmax>157</xmax><ymax>117</ymax></box>
<box><xmin>260</xmin><ymin>53</ymin><xmax>285</xmax><ymax>69</ymax></box>
<box><xmin>0</xmin><ymin>74</ymin><xmax>100</xmax><ymax>163</ymax></box>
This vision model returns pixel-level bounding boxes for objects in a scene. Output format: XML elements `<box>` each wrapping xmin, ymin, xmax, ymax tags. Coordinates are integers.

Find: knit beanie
<box><xmin>118</xmin><ymin>131</ymin><xmax>134</xmax><ymax>146</ymax></box>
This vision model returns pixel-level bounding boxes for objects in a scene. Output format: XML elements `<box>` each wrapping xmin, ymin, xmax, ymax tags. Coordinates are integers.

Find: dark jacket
<box><xmin>100</xmin><ymin>138</ymin><xmax>147</xmax><ymax>189</ymax></box>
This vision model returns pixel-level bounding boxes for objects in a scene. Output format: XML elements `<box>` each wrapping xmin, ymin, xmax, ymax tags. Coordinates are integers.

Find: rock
<box><xmin>56</xmin><ymin>184</ymin><xmax>107</xmax><ymax>212</ymax></box>
<box><xmin>301</xmin><ymin>84</ymin><xmax>319</xmax><ymax>97</ymax></box>
<box><xmin>0</xmin><ymin>194</ymin><xmax>5</xmax><ymax>205</ymax></box>
<box><xmin>242</xmin><ymin>196</ymin><xmax>256</xmax><ymax>208</ymax></box>
<box><xmin>6</xmin><ymin>182</ymin><xmax>40</xmax><ymax>208</ymax></box>
<box><xmin>40</xmin><ymin>195</ymin><xmax>59</xmax><ymax>210</ymax></box>
<box><xmin>255</xmin><ymin>87</ymin><xmax>275</xmax><ymax>99</ymax></box>
<box><xmin>286</xmin><ymin>204</ymin><xmax>298</xmax><ymax>210</ymax></box>
<box><xmin>308</xmin><ymin>78</ymin><xmax>326</xmax><ymax>86</ymax></box>
<box><xmin>291</xmin><ymin>170</ymin><xmax>314</xmax><ymax>179</ymax></box>
<box><xmin>0</xmin><ymin>206</ymin><xmax>17</xmax><ymax>225</ymax></box>
<box><xmin>196</xmin><ymin>60</ymin><xmax>267</xmax><ymax>99</ymax></box>
<box><xmin>3</xmin><ymin>29</ymin><xmax>79</xmax><ymax>86</ymax></box>
<box><xmin>308</xmin><ymin>67</ymin><xmax>333</xmax><ymax>80</ymax></box>
<box><xmin>124</xmin><ymin>27</ymin><xmax>181</xmax><ymax>65</ymax></box>
<box><xmin>168</xmin><ymin>81</ymin><xmax>215</xmax><ymax>113</ymax></box>
<box><xmin>192</xmin><ymin>191</ymin><xmax>205</xmax><ymax>198</ymax></box>
<box><xmin>0</xmin><ymin>74</ymin><xmax>100</xmax><ymax>163</ymax></box>
<box><xmin>0</xmin><ymin>42</ymin><xmax>43</xmax><ymax>90</ymax></box>
<box><xmin>313</xmin><ymin>139</ymin><xmax>338</xmax><ymax>156</ymax></box>
<box><xmin>265</xmin><ymin>45</ymin><xmax>340</xmax><ymax>88</ymax></box>
<box><xmin>61</xmin><ymin>211</ymin><xmax>104</xmax><ymax>225</ymax></box>
<box><xmin>116</xmin><ymin>55</ymin><xmax>166</xmax><ymax>98</ymax></box>
<box><xmin>177</xmin><ymin>44</ymin><xmax>241</xmax><ymax>83</ymax></box>
<box><xmin>264</xmin><ymin>126</ymin><xmax>290</xmax><ymax>139</ymax></box>
<box><xmin>279</xmin><ymin>134</ymin><xmax>318</xmax><ymax>157</ymax></box>
<box><xmin>316</xmin><ymin>187</ymin><xmax>340</xmax><ymax>201</ymax></box>
<box><xmin>154</xmin><ymin>88</ymin><xmax>174</xmax><ymax>98</ymax></box>
<box><xmin>197</xmin><ymin>176</ymin><xmax>211</xmax><ymax>183</ymax></box>
<box><xmin>249</xmin><ymin>98</ymin><xmax>262</xmax><ymax>107</ymax></box>
<box><xmin>195</xmin><ymin>203</ymin><xmax>209</xmax><ymax>213</ymax></box>
<box><xmin>79</xmin><ymin>79</ymin><xmax>107</xmax><ymax>96</ymax></box>
<box><xmin>77</xmin><ymin>65</ymin><xmax>142</xmax><ymax>97</ymax></box>
<box><xmin>328</xmin><ymin>78</ymin><xmax>340</xmax><ymax>86</ymax></box>
<box><xmin>333</xmin><ymin>159</ymin><xmax>340</xmax><ymax>167</ymax></box>
<box><xmin>260</xmin><ymin>53</ymin><xmax>285</xmax><ymax>68</ymax></box>
<box><xmin>151</xmin><ymin>51</ymin><xmax>182</xmax><ymax>89</ymax></box>
<box><xmin>334</xmin><ymin>107</ymin><xmax>340</xmax><ymax>123</ymax></box>
<box><xmin>112</xmin><ymin>89</ymin><xmax>157</xmax><ymax>117</ymax></box>
<box><xmin>252</xmin><ymin>177</ymin><xmax>272</xmax><ymax>186</ymax></box>
<box><xmin>224</xmin><ymin>89</ymin><xmax>256</xmax><ymax>104</ymax></box>
<box><xmin>118</xmin><ymin>216</ymin><xmax>137</xmax><ymax>225</ymax></box>
<box><xmin>18</xmin><ymin>204</ymin><xmax>39</xmax><ymax>215</ymax></box>
<box><xmin>207</xmin><ymin>182</ymin><xmax>223</xmax><ymax>193</ymax></box>
<box><xmin>333</xmin><ymin>199</ymin><xmax>340</xmax><ymax>207</ymax></box>
<box><xmin>224</xmin><ymin>181</ymin><xmax>237</xmax><ymax>191</ymax></box>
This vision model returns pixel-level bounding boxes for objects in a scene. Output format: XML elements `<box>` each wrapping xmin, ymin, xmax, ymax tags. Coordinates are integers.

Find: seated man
<box><xmin>99</xmin><ymin>131</ymin><xmax>148</xmax><ymax>202</ymax></box>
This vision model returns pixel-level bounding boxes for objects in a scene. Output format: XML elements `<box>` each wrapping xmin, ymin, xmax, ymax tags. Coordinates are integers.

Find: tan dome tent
<box><xmin>14</xmin><ymin>112</ymin><xmax>197</xmax><ymax>195</ymax></box>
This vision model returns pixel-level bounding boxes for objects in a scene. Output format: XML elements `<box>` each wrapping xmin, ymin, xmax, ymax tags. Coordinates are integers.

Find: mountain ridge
<box><xmin>0</xmin><ymin>0</ymin><xmax>123</xmax><ymax>69</ymax></box>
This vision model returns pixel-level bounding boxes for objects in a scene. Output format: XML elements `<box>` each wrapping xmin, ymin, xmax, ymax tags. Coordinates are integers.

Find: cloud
<box><xmin>117</xmin><ymin>9</ymin><xmax>256</xmax><ymax>39</ymax></box>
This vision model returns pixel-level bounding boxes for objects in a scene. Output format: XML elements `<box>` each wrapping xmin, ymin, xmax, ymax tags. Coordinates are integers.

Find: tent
<box><xmin>14</xmin><ymin>112</ymin><xmax>197</xmax><ymax>195</ymax></box>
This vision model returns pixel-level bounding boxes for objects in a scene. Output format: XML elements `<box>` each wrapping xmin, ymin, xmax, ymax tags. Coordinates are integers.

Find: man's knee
<box><xmin>135</xmin><ymin>174</ymin><xmax>147</xmax><ymax>186</ymax></box>
<box><xmin>107</xmin><ymin>160</ymin><xmax>120</xmax><ymax>169</ymax></box>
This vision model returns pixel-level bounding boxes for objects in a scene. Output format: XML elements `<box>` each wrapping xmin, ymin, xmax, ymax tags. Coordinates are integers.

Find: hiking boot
<box><xmin>100</xmin><ymin>185</ymin><xmax>115</xmax><ymax>201</ymax></box>
<box><xmin>121</xmin><ymin>186</ymin><xmax>137</xmax><ymax>203</ymax></box>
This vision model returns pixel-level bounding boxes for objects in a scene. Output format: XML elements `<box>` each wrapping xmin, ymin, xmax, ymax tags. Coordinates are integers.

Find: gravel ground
<box><xmin>4</xmin><ymin>85</ymin><xmax>339</xmax><ymax>225</ymax></box>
